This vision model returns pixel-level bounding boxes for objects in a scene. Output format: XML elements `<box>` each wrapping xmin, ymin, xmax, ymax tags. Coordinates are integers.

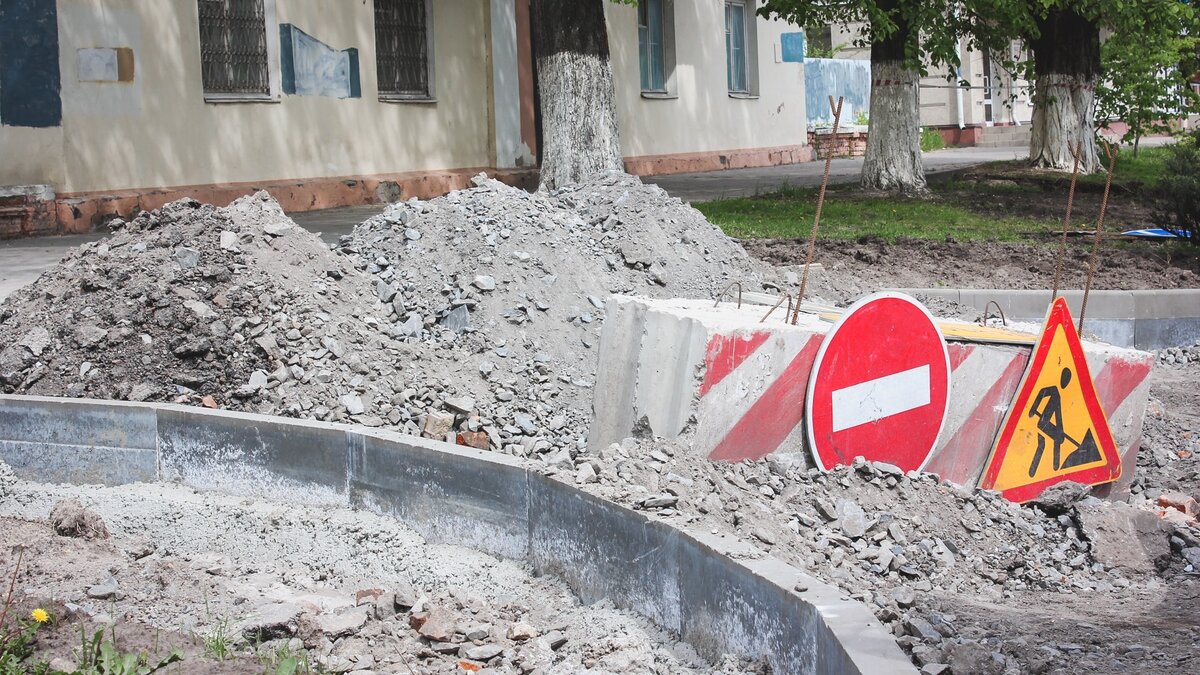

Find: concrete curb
<box><xmin>0</xmin><ymin>394</ymin><xmax>914</xmax><ymax>674</ymax></box>
<box><xmin>893</xmin><ymin>288</ymin><xmax>1200</xmax><ymax>350</ymax></box>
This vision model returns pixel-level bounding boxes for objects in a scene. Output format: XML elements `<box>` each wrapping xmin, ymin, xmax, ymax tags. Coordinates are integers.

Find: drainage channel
<box><xmin>0</xmin><ymin>394</ymin><xmax>914</xmax><ymax>674</ymax></box>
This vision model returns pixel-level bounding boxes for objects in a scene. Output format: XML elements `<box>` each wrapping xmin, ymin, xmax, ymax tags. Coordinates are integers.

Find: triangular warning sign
<box><xmin>979</xmin><ymin>297</ymin><xmax>1121</xmax><ymax>503</ymax></box>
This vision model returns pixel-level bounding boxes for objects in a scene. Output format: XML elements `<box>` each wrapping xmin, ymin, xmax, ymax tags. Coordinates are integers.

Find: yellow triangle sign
<box><xmin>979</xmin><ymin>297</ymin><xmax>1121</xmax><ymax>502</ymax></box>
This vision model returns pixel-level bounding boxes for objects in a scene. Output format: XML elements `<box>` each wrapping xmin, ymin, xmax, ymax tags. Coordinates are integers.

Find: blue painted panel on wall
<box><xmin>0</xmin><ymin>0</ymin><xmax>62</xmax><ymax>127</ymax></box>
<box><xmin>804</xmin><ymin>58</ymin><xmax>871</xmax><ymax>126</ymax></box>
<box><xmin>780</xmin><ymin>32</ymin><xmax>805</xmax><ymax>63</ymax></box>
<box><xmin>280</xmin><ymin>24</ymin><xmax>360</xmax><ymax>99</ymax></box>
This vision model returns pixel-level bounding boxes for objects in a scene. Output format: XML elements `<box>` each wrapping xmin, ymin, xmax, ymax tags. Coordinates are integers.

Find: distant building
<box><xmin>820</xmin><ymin>23</ymin><xmax>1034</xmax><ymax>147</ymax></box>
<box><xmin>0</xmin><ymin>0</ymin><xmax>810</xmax><ymax>237</ymax></box>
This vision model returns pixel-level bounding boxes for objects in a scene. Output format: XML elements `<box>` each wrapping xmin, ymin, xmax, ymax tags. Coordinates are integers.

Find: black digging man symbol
<box><xmin>1026</xmin><ymin>366</ymin><xmax>1103</xmax><ymax>478</ymax></box>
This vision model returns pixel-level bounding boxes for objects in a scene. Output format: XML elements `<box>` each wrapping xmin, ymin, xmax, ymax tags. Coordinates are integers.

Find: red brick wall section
<box><xmin>0</xmin><ymin>193</ymin><xmax>57</xmax><ymax>239</ymax></box>
<box><xmin>623</xmin><ymin>144</ymin><xmax>814</xmax><ymax>177</ymax></box>
<box><xmin>50</xmin><ymin>168</ymin><xmax>539</xmax><ymax>235</ymax></box>
<box><xmin>807</xmin><ymin>131</ymin><xmax>868</xmax><ymax>159</ymax></box>
<box><xmin>935</xmin><ymin>126</ymin><xmax>983</xmax><ymax>147</ymax></box>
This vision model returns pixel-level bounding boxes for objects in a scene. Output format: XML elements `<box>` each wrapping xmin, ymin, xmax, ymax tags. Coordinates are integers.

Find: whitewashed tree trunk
<box><xmin>1030</xmin><ymin>74</ymin><xmax>1099</xmax><ymax>173</ymax></box>
<box><xmin>862</xmin><ymin>61</ymin><xmax>926</xmax><ymax>194</ymax></box>
<box><xmin>1029</xmin><ymin>9</ymin><xmax>1102</xmax><ymax>174</ymax></box>
<box><xmin>532</xmin><ymin>0</ymin><xmax>623</xmax><ymax>191</ymax></box>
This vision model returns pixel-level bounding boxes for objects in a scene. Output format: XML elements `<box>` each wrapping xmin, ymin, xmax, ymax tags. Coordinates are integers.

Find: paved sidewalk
<box><xmin>647</xmin><ymin>145</ymin><xmax>1028</xmax><ymax>202</ymax></box>
<box><xmin>0</xmin><ymin>144</ymin><xmax>1027</xmax><ymax>303</ymax></box>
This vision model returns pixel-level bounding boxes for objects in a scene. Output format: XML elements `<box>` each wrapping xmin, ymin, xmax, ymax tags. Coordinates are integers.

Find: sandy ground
<box><xmin>0</xmin><ymin>479</ymin><xmax>748</xmax><ymax>675</ymax></box>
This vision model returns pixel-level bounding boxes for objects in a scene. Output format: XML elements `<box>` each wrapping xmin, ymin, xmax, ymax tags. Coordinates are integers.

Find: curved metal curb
<box><xmin>0</xmin><ymin>394</ymin><xmax>914</xmax><ymax>674</ymax></box>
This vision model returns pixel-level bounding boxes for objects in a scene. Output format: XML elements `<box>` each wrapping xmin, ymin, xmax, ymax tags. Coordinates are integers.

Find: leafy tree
<box><xmin>759</xmin><ymin>1</ymin><xmax>1003</xmax><ymax>194</ymax></box>
<box><xmin>1096</xmin><ymin>8</ymin><xmax>1200</xmax><ymax>156</ymax></box>
<box><xmin>1013</xmin><ymin>0</ymin><xmax>1199</xmax><ymax>173</ymax></box>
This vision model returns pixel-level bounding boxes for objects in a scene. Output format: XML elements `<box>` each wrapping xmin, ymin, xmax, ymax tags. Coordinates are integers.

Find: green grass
<box><xmin>1078</xmin><ymin>145</ymin><xmax>1172</xmax><ymax>190</ymax></box>
<box><xmin>695</xmin><ymin>186</ymin><xmax>1055</xmax><ymax>241</ymax></box>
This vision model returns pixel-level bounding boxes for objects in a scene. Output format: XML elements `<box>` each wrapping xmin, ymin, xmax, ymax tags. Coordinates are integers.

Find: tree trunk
<box><xmin>861</xmin><ymin>6</ymin><xmax>926</xmax><ymax>194</ymax></box>
<box><xmin>531</xmin><ymin>0</ymin><xmax>623</xmax><ymax>191</ymax></box>
<box><xmin>1029</xmin><ymin>9</ymin><xmax>1101</xmax><ymax>173</ymax></box>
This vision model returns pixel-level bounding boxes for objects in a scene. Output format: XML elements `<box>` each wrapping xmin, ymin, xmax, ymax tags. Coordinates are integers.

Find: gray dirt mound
<box><xmin>0</xmin><ymin>192</ymin><xmax>387</xmax><ymax>418</ymax></box>
<box><xmin>0</xmin><ymin>174</ymin><xmax>775</xmax><ymax>461</ymax></box>
<box><xmin>331</xmin><ymin>171</ymin><xmax>775</xmax><ymax>454</ymax></box>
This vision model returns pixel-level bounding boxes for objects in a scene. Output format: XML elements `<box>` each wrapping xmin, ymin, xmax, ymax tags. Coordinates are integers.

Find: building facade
<box><xmin>823</xmin><ymin>23</ymin><xmax>1034</xmax><ymax>147</ymax></box>
<box><xmin>0</xmin><ymin>0</ymin><xmax>809</xmax><ymax>236</ymax></box>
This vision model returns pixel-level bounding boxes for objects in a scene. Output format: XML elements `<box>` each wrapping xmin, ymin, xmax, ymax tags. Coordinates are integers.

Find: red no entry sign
<box><xmin>805</xmin><ymin>293</ymin><xmax>951</xmax><ymax>472</ymax></box>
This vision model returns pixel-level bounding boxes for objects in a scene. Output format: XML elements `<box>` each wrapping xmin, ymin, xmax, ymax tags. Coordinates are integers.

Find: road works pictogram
<box><xmin>980</xmin><ymin>297</ymin><xmax>1122</xmax><ymax>502</ymax></box>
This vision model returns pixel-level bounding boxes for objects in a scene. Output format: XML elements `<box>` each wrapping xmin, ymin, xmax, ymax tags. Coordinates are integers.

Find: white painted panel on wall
<box><xmin>77</xmin><ymin>48</ymin><xmax>118</xmax><ymax>82</ymax></box>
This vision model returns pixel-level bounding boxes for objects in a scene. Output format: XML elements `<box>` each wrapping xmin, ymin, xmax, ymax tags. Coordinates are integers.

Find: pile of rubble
<box><xmin>333</xmin><ymin>172</ymin><xmax>773</xmax><ymax>456</ymax></box>
<box><xmin>568</xmin><ymin>439</ymin><xmax>1200</xmax><ymax>674</ymax></box>
<box><xmin>0</xmin><ymin>176</ymin><xmax>772</xmax><ymax>463</ymax></box>
<box><xmin>0</xmin><ymin>193</ymin><xmax>385</xmax><ymax>413</ymax></box>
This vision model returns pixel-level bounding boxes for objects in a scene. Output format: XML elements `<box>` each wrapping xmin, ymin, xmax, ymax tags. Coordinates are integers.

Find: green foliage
<box><xmin>1154</xmin><ymin>136</ymin><xmax>1200</xmax><ymax>245</ymax></box>
<box><xmin>72</xmin><ymin>627</ymin><xmax>183</xmax><ymax>675</ymax></box>
<box><xmin>1096</xmin><ymin>3</ymin><xmax>1200</xmax><ymax>151</ymax></box>
<box><xmin>920</xmin><ymin>127</ymin><xmax>946</xmax><ymax>152</ymax></box>
<box><xmin>853</xmin><ymin>110</ymin><xmax>870</xmax><ymax>126</ymax></box>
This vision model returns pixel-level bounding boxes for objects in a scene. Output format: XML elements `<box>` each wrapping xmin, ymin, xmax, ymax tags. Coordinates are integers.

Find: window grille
<box><xmin>375</xmin><ymin>0</ymin><xmax>431</xmax><ymax>98</ymax></box>
<box><xmin>198</xmin><ymin>0</ymin><xmax>270</xmax><ymax>96</ymax></box>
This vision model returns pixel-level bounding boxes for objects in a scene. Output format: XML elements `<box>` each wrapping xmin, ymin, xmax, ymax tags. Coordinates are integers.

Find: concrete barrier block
<box><xmin>925</xmin><ymin>343</ymin><xmax>1030</xmax><ymax>487</ymax></box>
<box><xmin>590</xmin><ymin>297</ymin><xmax>828</xmax><ymax>462</ymax></box>
<box><xmin>1085</xmin><ymin>347</ymin><xmax>1155</xmax><ymax>499</ymax></box>
<box><xmin>592</xmin><ymin>297</ymin><xmax>1156</xmax><ymax>499</ymax></box>
<box><xmin>349</xmin><ymin>429</ymin><xmax>530</xmax><ymax>560</ymax></box>
<box><xmin>156</xmin><ymin>405</ymin><xmax>351</xmax><ymax>506</ymax></box>
<box><xmin>0</xmin><ymin>395</ymin><xmax>156</xmax><ymax>485</ymax></box>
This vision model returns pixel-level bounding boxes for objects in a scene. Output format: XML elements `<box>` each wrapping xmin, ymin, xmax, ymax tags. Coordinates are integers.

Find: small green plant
<box><xmin>73</xmin><ymin>626</ymin><xmax>183</xmax><ymax>675</ymax></box>
<box><xmin>0</xmin><ymin>548</ymin><xmax>51</xmax><ymax>675</ymax></box>
<box><xmin>202</xmin><ymin>618</ymin><xmax>234</xmax><ymax>661</ymax></box>
<box><xmin>852</xmin><ymin>110</ymin><xmax>869</xmax><ymax>126</ymax></box>
<box><xmin>257</xmin><ymin>642</ymin><xmax>315</xmax><ymax>675</ymax></box>
<box><xmin>920</xmin><ymin>127</ymin><xmax>946</xmax><ymax>152</ymax></box>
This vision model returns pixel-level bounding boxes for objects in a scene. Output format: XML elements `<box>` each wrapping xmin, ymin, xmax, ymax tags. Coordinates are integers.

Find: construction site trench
<box><xmin>0</xmin><ymin>173</ymin><xmax>1198</xmax><ymax>674</ymax></box>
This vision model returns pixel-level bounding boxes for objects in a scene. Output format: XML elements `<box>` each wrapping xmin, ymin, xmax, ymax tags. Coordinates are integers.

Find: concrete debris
<box><xmin>0</xmin><ymin>475</ymin><xmax>745</xmax><ymax>674</ymax></box>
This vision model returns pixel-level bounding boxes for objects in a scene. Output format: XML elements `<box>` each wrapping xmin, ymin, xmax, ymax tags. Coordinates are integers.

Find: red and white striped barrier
<box><xmin>591</xmin><ymin>297</ymin><xmax>1154</xmax><ymax>496</ymax></box>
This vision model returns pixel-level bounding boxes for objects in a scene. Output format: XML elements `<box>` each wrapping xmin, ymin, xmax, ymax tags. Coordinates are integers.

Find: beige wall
<box><xmin>51</xmin><ymin>0</ymin><xmax>493</xmax><ymax>195</ymax></box>
<box><xmin>0</xmin><ymin>126</ymin><xmax>64</xmax><ymax>188</ymax></box>
<box><xmin>606</xmin><ymin>1</ymin><xmax>807</xmax><ymax>157</ymax></box>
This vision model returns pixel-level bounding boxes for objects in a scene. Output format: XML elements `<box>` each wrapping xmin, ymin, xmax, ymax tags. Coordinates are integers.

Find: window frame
<box><xmin>197</xmin><ymin>0</ymin><xmax>281</xmax><ymax>104</ymax></box>
<box><xmin>638</xmin><ymin>0</ymin><xmax>667</xmax><ymax>93</ymax></box>
<box><xmin>724</xmin><ymin>0</ymin><xmax>759</xmax><ymax>99</ymax></box>
<box><xmin>374</xmin><ymin>0</ymin><xmax>437</xmax><ymax>103</ymax></box>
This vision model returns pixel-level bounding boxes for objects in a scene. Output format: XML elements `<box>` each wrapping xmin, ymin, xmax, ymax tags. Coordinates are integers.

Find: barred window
<box><xmin>375</xmin><ymin>0</ymin><xmax>434</xmax><ymax>100</ymax></box>
<box><xmin>198</xmin><ymin>0</ymin><xmax>270</xmax><ymax>97</ymax></box>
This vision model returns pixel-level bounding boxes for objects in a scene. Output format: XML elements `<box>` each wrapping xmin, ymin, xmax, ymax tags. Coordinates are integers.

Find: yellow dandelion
<box><xmin>30</xmin><ymin>608</ymin><xmax>49</xmax><ymax>623</ymax></box>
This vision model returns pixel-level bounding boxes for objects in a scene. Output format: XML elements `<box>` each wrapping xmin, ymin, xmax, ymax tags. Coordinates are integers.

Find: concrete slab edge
<box><xmin>892</xmin><ymin>288</ymin><xmax>1200</xmax><ymax>350</ymax></box>
<box><xmin>0</xmin><ymin>394</ymin><xmax>914</xmax><ymax>674</ymax></box>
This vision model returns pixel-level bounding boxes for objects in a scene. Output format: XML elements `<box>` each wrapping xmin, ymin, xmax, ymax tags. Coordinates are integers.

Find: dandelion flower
<box><xmin>30</xmin><ymin>608</ymin><xmax>49</xmax><ymax>623</ymax></box>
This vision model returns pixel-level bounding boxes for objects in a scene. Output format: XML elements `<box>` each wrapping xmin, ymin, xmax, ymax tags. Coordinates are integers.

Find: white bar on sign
<box><xmin>831</xmin><ymin>365</ymin><xmax>931</xmax><ymax>432</ymax></box>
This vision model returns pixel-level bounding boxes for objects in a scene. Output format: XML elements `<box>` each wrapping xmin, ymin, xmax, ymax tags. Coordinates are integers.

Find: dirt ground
<box><xmin>0</xmin><ymin>481</ymin><xmax>737</xmax><ymax>675</ymax></box>
<box><xmin>745</xmin><ymin>237</ymin><xmax>1200</xmax><ymax>295</ymax></box>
